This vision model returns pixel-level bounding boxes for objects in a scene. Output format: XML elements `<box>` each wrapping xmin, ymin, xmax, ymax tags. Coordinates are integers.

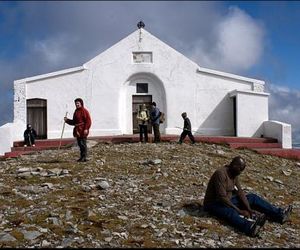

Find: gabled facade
<box><xmin>0</xmin><ymin>25</ymin><xmax>292</xmax><ymax>155</ymax></box>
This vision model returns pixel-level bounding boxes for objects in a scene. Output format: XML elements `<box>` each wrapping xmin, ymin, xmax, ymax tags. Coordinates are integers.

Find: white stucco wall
<box><xmin>263</xmin><ymin>120</ymin><xmax>292</xmax><ymax>148</ymax></box>
<box><xmin>0</xmin><ymin>120</ymin><xmax>25</xmax><ymax>156</ymax></box>
<box><xmin>230</xmin><ymin>90</ymin><xmax>269</xmax><ymax>137</ymax></box>
<box><xmin>11</xmin><ymin>28</ymin><xmax>269</xmax><ymax>142</ymax></box>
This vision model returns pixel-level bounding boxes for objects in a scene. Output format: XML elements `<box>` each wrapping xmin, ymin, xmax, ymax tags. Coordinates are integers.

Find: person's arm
<box><xmin>64</xmin><ymin>112</ymin><xmax>75</xmax><ymax>125</ymax></box>
<box><xmin>214</xmin><ymin>172</ymin><xmax>245</xmax><ymax>214</ymax></box>
<box><xmin>185</xmin><ymin>118</ymin><xmax>191</xmax><ymax>131</ymax></box>
<box><xmin>83</xmin><ymin>109</ymin><xmax>92</xmax><ymax>135</ymax></box>
<box><xmin>235</xmin><ymin>179</ymin><xmax>254</xmax><ymax>217</ymax></box>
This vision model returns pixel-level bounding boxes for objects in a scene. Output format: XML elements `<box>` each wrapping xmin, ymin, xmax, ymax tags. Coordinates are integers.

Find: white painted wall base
<box><xmin>0</xmin><ymin>120</ymin><xmax>25</xmax><ymax>156</ymax></box>
<box><xmin>263</xmin><ymin>120</ymin><xmax>292</xmax><ymax>149</ymax></box>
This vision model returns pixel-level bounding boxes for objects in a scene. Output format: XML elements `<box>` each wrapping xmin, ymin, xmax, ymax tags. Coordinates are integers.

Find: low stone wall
<box><xmin>0</xmin><ymin>120</ymin><xmax>25</xmax><ymax>156</ymax></box>
<box><xmin>263</xmin><ymin>120</ymin><xmax>292</xmax><ymax>149</ymax></box>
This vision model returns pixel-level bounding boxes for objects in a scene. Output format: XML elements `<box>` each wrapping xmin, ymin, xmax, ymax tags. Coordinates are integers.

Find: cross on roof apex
<box><xmin>137</xmin><ymin>20</ymin><xmax>145</xmax><ymax>29</ymax></box>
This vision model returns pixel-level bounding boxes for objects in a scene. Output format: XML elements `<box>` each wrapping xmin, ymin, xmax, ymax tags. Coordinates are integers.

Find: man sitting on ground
<box><xmin>203</xmin><ymin>156</ymin><xmax>293</xmax><ymax>237</ymax></box>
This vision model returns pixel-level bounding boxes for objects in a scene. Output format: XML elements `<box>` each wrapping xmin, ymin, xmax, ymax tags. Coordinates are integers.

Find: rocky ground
<box><xmin>0</xmin><ymin>140</ymin><xmax>299</xmax><ymax>248</ymax></box>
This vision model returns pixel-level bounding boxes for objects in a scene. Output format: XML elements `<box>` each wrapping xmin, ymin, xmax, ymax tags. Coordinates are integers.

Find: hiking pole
<box><xmin>175</xmin><ymin>126</ymin><xmax>203</xmax><ymax>135</ymax></box>
<box><xmin>58</xmin><ymin>111</ymin><xmax>68</xmax><ymax>150</ymax></box>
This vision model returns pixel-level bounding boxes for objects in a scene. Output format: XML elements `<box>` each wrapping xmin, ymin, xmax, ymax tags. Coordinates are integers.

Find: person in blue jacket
<box><xmin>150</xmin><ymin>102</ymin><xmax>161</xmax><ymax>143</ymax></box>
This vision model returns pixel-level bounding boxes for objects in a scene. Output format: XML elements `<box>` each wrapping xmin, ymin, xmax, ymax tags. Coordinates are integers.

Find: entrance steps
<box><xmin>1</xmin><ymin>135</ymin><xmax>300</xmax><ymax>161</ymax></box>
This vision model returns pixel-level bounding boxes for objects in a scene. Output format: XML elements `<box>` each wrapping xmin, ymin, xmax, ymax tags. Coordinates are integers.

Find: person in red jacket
<box><xmin>64</xmin><ymin>98</ymin><xmax>92</xmax><ymax>162</ymax></box>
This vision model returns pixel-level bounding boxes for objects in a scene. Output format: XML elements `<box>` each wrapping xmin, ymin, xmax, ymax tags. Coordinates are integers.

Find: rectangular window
<box><xmin>136</xmin><ymin>83</ymin><xmax>148</xmax><ymax>93</ymax></box>
<box><xmin>133</xmin><ymin>52</ymin><xmax>153</xmax><ymax>63</ymax></box>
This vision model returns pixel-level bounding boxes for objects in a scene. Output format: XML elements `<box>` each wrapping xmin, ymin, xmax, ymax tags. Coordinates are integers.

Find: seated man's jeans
<box><xmin>204</xmin><ymin>193</ymin><xmax>284</xmax><ymax>235</ymax></box>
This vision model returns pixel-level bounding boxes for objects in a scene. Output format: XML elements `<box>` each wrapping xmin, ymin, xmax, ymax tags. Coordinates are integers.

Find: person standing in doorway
<box><xmin>150</xmin><ymin>102</ymin><xmax>161</xmax><ymax>143</ymax></box>
<box><xmin>64</xmin><ymin>98</ymin><xmax>92</xmax><ymax>162</ymax></box>
<box><xmin>137</xmin><ymin>104</ymin><xmax>149</xmax><ymax>143</ymax></box>
<box><xmin>178</xmin><ymin>112</ymin><xmax>195</xmax><ymax>144</ymax></box>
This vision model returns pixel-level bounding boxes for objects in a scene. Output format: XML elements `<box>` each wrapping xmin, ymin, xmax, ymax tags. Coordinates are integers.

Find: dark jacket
<box><xmin>150</xmin><ymin>107</ymin><xmax>160</xmax><ymax>125</ymax></box>
<box><xmin>24</xmin><ymin>128</ymin><xmax>37</xmax><ymax>140</ymax></box>
<box><xmin>183</xmin><ymin>117</ymin><xmax>192</xmax><ymax>131</ymax></box>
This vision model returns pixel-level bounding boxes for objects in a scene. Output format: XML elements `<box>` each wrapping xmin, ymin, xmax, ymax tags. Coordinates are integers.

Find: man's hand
<box><xmin>239</xmin><ymin>209</ymin><xmax>251</xmax><ymax>218</ymax></box>
<box><xmin>84</xmin><ymin>129</ymin><xmax>88</xmax><ymax>135</ymax></box>
<box><xmin>64</xmin><ymin>117</ymin><xmax>68</xmax><ymax>122</ymax></box>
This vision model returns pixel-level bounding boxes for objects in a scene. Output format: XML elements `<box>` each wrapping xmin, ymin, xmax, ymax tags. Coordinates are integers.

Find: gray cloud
<box><xmin>187</xmin><ymin>6</ymin><xmax>265</xmax><ymax>74</ymax></box>
<box><xmin>266</xmin><ymin>83</ymin><xmax>300</xmax><ymax>143</ymax></box>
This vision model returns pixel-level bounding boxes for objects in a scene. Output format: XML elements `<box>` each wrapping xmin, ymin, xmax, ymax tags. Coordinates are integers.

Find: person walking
<box><xmin>64</xmin><ymin>98</ymin><xmax>92</xmax><ymax>162</ymax></box>
<box><xmin>137</xmin><ymin>104</ymin><xmax>149</xmax><ymax>143</ymax></box>
<box><xmin>203</xmin><ymin>156</ymin><xmax>293</xmax><ymax>237</ymax></box>
<box><xmin>150</xmin><ymin>102</ymin><xmax>161</xmax><ymax>143</ymax></box>
<box><xmin>178</xmin><ymin>112</ymin><xmax>195</xmax><ymax>144</ymax></box>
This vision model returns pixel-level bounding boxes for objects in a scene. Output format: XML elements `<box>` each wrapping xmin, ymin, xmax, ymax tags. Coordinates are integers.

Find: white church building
<box><xmin>0</xmin><ymin>22</ymin><xmax>292</xmax><ymax>155</ymax></box>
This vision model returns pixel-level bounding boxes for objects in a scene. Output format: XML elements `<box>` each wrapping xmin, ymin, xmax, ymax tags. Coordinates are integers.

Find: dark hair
<box><xmin>152</xmin><ymin>102</ymin><xmax>156</xmax><ymax>106</ymax></box>
<box><xmin>230</xmin><ymin>156</ymin><xmax>245</xmax><ymax>168</ymax></box>
<box><xmin>74</xmin><ymin>98</ymin><xmax>84</xmax><ymax>106</ymax></box>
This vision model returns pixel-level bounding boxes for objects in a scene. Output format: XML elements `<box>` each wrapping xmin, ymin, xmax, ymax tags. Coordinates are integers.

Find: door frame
<box><xmin>26</xmin><ymin>98</ymin><xmax>47</xmax><ymax>139</ymax></box>
<box><xmin>132</xmin><ymin>95</ymin><xmax>152</xmax><ymax>134</ymax></box>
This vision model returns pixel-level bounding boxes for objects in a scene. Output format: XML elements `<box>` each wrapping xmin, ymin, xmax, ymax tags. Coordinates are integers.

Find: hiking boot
<box><xmin>280</xmin><ymin>205</ymin><xmax>293</xmax><ymax>224</ymax></box>
<box><xmin>256</xmin><ymin>213</ymin><xmax>267</xmax><ymax>226</ymax></box>
<box><xmin>249</xmin><ymin>214</ymin><xmax>266</xmax><ymax>237</ymax></box>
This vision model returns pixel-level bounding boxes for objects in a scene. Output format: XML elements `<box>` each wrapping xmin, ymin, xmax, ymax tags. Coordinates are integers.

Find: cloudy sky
<box><xmin>1</xmin><ymin>1</ymin><xmax>300</xmax><ymax>144</ymax></box>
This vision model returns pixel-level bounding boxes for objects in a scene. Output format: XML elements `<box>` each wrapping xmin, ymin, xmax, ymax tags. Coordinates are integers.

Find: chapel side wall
<box><xmin>14</xmin><ymin>81</ymin><xmax>27</xmax><ymax>125</ymax></box>
<box><xmin>26</xmin><ymin>70</ymin><xmax>91</xmax><ymax>139</ymax></box>
<box><xmin>236</xmin><ymin>93</ymin><xmax>268</xmax><ymax>137</ymax></box>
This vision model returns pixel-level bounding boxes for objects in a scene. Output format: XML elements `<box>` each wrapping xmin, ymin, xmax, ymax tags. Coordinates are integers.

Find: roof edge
<box><xmin>197</xmin><ymin>66</ymin><xmax>265</xmax><ymax>85</ymax></box>
<box><xmin>229</xmin><ymin>89</ymin><xmax>270</xmax><ymax>97</ymax></box>
<box><xmin>15</xmin><ymin>65</ymin><xmax>87</xmax><ymax>84</ymax></box>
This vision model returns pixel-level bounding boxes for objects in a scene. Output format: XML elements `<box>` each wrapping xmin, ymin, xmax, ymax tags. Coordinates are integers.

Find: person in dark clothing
<box><xmin>203</xmin><ymin>156</ymin><xmax>293</xmax><ymax>237</ymax></box>
<box><xmin>64</xmin><ymin>98</ymin><xmax>92</xmax><ymax>162</ymax></box>
<box><xmin>150</xmin><ymin>102</ymin><xmax>161</xmax><ymax>143</ymax></box>
<box><xmin>178</xmin><ymin>112</ymin><xmax>195</xmax><ymax>144</ymax></box>
<box><xmin>23</xmin><ymin>124</ymin><xmax>37</xmax><ymax>147</ymax></box>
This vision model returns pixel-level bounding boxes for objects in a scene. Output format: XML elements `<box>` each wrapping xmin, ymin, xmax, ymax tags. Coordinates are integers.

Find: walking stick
<box><xmin>58</xmin><ymin>112</ymin><xmax>68</xmax><ymax>150</ymax></box>
<box><xmin>175</xmin><ymin>126</ymin><xmax>203</xmax><ymax>135</ymax></box>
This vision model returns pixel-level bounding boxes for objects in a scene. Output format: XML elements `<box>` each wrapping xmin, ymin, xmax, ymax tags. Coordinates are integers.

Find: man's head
<box><xmin>74</xmin><ymin>98</ymin><xmax>84</xmax><ymax>109</ymax></box>
<box><xmin>151</xmin><ymin>102</ymin><xmax>156</xmax><ymax>107</ymax></box>
<box><xmin>228</xmin><ymin>156</ymin><xmax>246</xmax><ymax>177</ymax></box>
<box><xmin>27</xmin><ymin>124</ymin><xmax>32</xmax><ymax>129</ymax></box>
<box><xmin>181</xmin><ymin>112</ymin><xmax>187</xmax><ymax>119</ymax></box>
<box><xmin>142</xmin><ymin>104</ymin><xmax>147</xmax><ymax>110</ymax></box>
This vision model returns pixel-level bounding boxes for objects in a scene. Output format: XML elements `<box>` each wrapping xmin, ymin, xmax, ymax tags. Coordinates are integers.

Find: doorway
<box><xmin>233</xmin><ymin>96</ymin><xmax>237</xmax><ymax>136</ymax></box>
<box><xmin>27</xmin><ymin>99</ymin><xmax>47</xmax><ymax>139</ymax></box>
<box><xmin>132</xmin><ymin>95</ymin><xmax>152</xmax><ymax>134</ymax></box>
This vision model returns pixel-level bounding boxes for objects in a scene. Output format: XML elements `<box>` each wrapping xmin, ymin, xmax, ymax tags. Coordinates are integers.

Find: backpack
<box><xmin>159</xmin><ymin>111</ymin><xmax>165</xmax><ymax>123</ymax></box>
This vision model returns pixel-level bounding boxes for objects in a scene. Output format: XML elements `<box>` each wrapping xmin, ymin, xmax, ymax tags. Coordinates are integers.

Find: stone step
<box><xmin>254</xmin><ymin>148</ymin><xmax>300</xmax><ymax>160</ymax></box>
<box><xmin>228</xmin><ymin>142</ymin><xmax>281</xmax><ymax>149</ymax></box>
<box><xmin>13</xmin><ymin>138</ymin><xmax>75</xmax><ymax>147</ymax></box>
<box><xmin>4</xmin><ymin>150</ymin><xmax>35</xmax><ymax>158</ymax></box>
<box><xmin>3</xmin><ymin>135</ymin><xmax>286</xmax><ymax>160</ymax></box>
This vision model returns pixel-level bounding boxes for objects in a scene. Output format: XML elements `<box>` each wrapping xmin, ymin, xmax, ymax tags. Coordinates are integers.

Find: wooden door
<box><xmin>132</xmin><ymin>95</ymin><xmax>152</xmax><ymax>134</ymax></box>
<box><xmin>27</xmin><ymin>99</ymin><xmax>47</xmax><ymax>139</ymax></box>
